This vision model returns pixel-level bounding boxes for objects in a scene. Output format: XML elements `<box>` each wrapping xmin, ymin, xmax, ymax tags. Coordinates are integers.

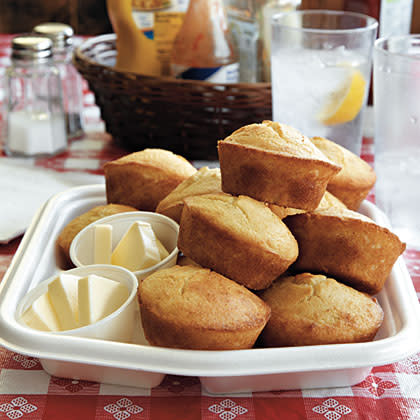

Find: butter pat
<box><xmin>157</xmin><ymin>238</ymin><xmax>169</xmax><ymax>260</ymax></box>
<box><xmin>111</xmin><ymin>222</ymin><xmax>162</xmax><ymax>271</ymax></box>
<box><xmin>94</xmin><ymin>224</ymin><xmax>113</xmax><ymax>264</ymax></box>
<box><xmin>20</xmin><ymin>292</ymin><xmax>60</xmax><ymax>331</ymax></box>
<box><xmin>48</xmin><ymin>273</ymin><xmax>79</xmax><ymax>330</ymax></box>
<box><xmin>78</xmin><ymin>274</ymin><xmax>129</xmax><ymax>327</ymax></box>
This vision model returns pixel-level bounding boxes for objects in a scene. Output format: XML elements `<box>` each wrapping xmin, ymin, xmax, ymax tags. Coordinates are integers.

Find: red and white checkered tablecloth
<box><xmin>1</xmin><ymin>34</ymin><xmax>420</xmax><ymax>420</ymax></box>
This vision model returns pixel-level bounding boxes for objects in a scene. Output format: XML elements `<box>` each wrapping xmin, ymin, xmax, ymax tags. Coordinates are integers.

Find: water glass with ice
<box><xmin>374</xmin><ymin>35</ymin><xmax>420</xmax><ymax>248</ymax></box>
<box><xmin>271</xmin><ymin>10</ymin><xmax>377</xmax><ymax>155</ymax></box>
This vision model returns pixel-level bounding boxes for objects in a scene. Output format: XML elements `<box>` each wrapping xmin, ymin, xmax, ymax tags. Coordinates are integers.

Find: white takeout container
<box><xmin>16</xmin><ymin>265</ymin><xmax>139</xmax><ymax>343</ymax></box>
<box><xmin>70</xmin><ymin>211</ymin><xmax>179</xmax><ymax>280</ymax></box>
<box><xmin>1</xmin><ymin>184</ymin><xmax>420</xmax><ymax>393</ymax></box>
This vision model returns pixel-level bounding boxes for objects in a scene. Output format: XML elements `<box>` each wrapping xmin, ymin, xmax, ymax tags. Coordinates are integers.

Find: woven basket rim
<box><xmin>74</xmin><ymin>33</ymin><xmax>272</xmax><ymax>88</ymax></box>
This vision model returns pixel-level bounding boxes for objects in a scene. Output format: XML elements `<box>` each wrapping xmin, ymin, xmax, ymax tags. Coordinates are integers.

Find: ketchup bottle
<box><xmin>170</xmin><ymin>0</ymin><xmax>239</xmax><ymax>82</ymax></box>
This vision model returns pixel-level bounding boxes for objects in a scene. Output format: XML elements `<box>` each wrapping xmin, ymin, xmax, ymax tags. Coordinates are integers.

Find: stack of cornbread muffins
<box><xmin>58</xmin><ymin>121</ymin><xmax>405</xmax><ymax>351</ymax></box>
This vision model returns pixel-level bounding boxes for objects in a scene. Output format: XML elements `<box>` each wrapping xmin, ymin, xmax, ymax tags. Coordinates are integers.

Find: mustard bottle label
<box><xmin>132</xmin><ymin>0</ymin><xmax>171</xmax><ymax>11</ymax></box>
<box><xmin>107</xmin><ymin>0</ymin><xmax>160</xmax><ymax>75</ymax></box>
<box><xmin>131</xmin><ymin>0</ymin><xmax>186</xmax><ymax>76</ymax></box>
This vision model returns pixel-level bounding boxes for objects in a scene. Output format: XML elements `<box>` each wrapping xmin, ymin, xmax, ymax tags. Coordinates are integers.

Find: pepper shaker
<box><xmin>33</xmin><ymin>23</ymin><xmax>84</xmax><ymax>139</ymax></box>
<box><xmin>2</xmin><ymin>35</ymin><xmax>67</xmax><ymax>157</ymax></box>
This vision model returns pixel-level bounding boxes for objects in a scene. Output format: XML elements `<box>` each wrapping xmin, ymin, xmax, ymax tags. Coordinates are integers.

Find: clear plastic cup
<box><xmin>374</xmin><ymin>35</ymin><xmax>420</xmax><ymax>248</ymax></box>
<box><xmin>271</xmin><ymin>10</ymin><xmax>377</xmax><ymax>155</ymax></box>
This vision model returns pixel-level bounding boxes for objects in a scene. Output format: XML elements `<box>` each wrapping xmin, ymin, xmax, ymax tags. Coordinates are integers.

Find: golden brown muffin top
<box><xmin>220</xmin><ymin>121</ymin><xmax>336</xmax><ymax>163</ymax></box>
<box><xmin>269</xmin><ymin>205</ymin><xmax>305</xmax><ymax>220</ymax></box>
<box><xmin>311</xmin><ymin>136</ymin><xmax>376</xmax><ymax>189</ymax></box>
<box><xmin>269</xmin><ymin>191</ymin><xmax>347</xmax><ymax>220</ymax></box>
<box><xmin>139</xmin><ymin>265</ymin><xmax>271</xmax><ymax>331</ymax></box>
<box><xmin>104</xmin><ymin>148</ymin><xmax>197</xmax><ymax>178</ymax></box>
<box><xmin>261</xmin><ymin>273</ymin><xmax>383</xmax><ymax>332</ymax></box>
<box><xmin>316</xmin><ymin>191</ymin><xmax>347</xmax><ymax>211</ymax></box>
<box><xmin>312</xmin><ymin>206</ymin><xmax>375</xmax><ymax>224</ymax></box>
<box><xmin>156</xmin><ymin>167</ymin><xmax>221</xmax><ymax>213</ymax></box>
<box><xmin>183</xmin><ymin>193</ymin><xmax>298</xmax><ymax>260</ymax></box>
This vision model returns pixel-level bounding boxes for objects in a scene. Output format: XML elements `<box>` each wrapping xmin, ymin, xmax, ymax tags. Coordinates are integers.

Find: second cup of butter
<box><xmin>17</xmin><ymin>264</ymin><xmax>139</xmax><ymax>343</ymax></box>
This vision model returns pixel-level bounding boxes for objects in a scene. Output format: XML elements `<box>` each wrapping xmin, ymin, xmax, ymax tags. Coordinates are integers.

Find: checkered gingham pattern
<box><xmin>1</xmin><ymin>34</ymin><xmax>420</xmax><ymax>420</ymax></box>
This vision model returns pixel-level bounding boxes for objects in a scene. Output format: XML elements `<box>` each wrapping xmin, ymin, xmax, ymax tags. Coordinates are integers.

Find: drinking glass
<box><xmin>374</xmin><ymin>35</ymin><xmax>420</xmax><ymax>247</ymax></box>
<box><xmin>271</xmin><ymin>10</ymin><xmax>377</xmax><ymax>155</ymax></box>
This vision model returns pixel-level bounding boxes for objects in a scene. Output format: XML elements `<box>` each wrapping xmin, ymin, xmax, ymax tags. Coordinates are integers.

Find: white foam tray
<box><xmin>1</xmin><ymin>184</ymin><xmax>420</xmax><ymax>393</ymax></box>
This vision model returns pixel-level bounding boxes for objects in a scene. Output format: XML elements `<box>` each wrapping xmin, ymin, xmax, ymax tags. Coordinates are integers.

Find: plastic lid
<box><xmin>33</xmin><ymin>22</ymin><xmax>74</xmax><ymax>49</ymax></box>
<box><xmin>11</xmin><ymin>35</ymin><xmax>53</xmax><ymax>61</ymax></box>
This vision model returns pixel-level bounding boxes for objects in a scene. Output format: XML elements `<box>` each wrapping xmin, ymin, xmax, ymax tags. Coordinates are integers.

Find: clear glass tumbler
<box><xmin>374</xmin><ymin>35</ymin><xmax>420</xmax><ymax>247</ymax></box>
<box><xmin>271</xmin><ymin>10</ymin><xmax>378</xmax><ymax>155</ymax></box>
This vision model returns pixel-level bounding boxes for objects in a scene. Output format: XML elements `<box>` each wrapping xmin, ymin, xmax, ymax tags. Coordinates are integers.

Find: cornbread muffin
<box><xmin>57</xmin><ymin>203</ymin><xmax>136</xmax><ymax>265</ymax></box>
<box><xmin>260</xmin><ymin>273</ymin><xmax>384</xmax><ymax>347</ymax></box>
<box><xmin>104</xmin><ymin>148</ymin><xmax>197</xmax><ymax>211</ymax></box>
<box><xmin>268</xmin><ymin>204</ymin><xmax>305</xmax><ymax>220</ymax></box>
<box><xmin>285</xmin><ymin>208</ymin><xmax>406</xmax><ymax>294</ymax></box>
<box><xmin>138</xmin><ymin>265</ymin><xmax>271</xmax><ymax>350</ymax></box>
<box><xmin>178</xmin><ymin>193</ymin><xmax>299</xmax><ymax>290</ymax></box>
<box><xmin>316</xmin><ymin>191</ymin><xmax>347</xmax><ymax>211</ymax></box>
<box><xmin>156</xmin><ymin>167</ymin><xmax>221</xmax><ymax>223</ymax></box>
<box><xmin>217</xmin><ymin>121</ymin><xmax>341</xmax><ymax>211</ymax></box>
<box><xmin>269</xmin><ymin>191</ymin><xmax>347</xmax><ymax>220</ymax></box>
<box><xmin>311</xmin><ymin>136</ymin><xmax>376</xmax><ymax>210</ymax></box>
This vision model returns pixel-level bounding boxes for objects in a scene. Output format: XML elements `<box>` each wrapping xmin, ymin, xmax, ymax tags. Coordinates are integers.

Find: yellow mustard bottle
<box><xmin>106</xmin><ymin>0</ymin><xmax>160</xmax><ymax>76</ymax></box>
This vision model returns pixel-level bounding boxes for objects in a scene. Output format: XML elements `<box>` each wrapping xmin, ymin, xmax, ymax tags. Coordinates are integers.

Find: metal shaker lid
<box><xmin>11</xmin><ymin>34</ymin><xmax>53</xmax><ymax>61</ymax></box>
<box><xmin>33</xmin><ymin>22</ymin><xmax>74</xmax><ymax>49</ymax></box>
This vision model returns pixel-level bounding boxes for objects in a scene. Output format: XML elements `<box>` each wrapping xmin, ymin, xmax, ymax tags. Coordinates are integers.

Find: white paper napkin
<box><xmin>0</xmin><ymin>159</ymin><xmax>104</xmax><ymax>243</ymax></box>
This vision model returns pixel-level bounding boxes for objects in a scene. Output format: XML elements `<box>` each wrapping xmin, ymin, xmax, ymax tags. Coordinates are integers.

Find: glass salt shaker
<box><xmin>33</xmin><ymin>23</ymin><xmax>84</xmax><ymax>139</ymax></box>
<box><xmin>2</xmin><ymin>35</ymin><xmax>67</xmax><ymax>157</ymax></box>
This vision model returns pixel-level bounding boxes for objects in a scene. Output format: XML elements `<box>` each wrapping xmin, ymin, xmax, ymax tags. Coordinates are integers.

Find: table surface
<box><xmin>1</xmin><ymin>34</ymin><xmax>420</xmax><ymax>420</ymax></box>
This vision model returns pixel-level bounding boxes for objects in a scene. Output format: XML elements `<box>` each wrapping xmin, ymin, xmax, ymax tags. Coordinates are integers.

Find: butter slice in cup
<box><xmin>94</xmin><ymin>224</ymin><xmax>113</xmax><ymax>264</ymax></box>
<box><xmin>20</xmin><ymin>291</ymin><xmax>61</xmax><ymax>332</ymax></box>
<box><xmin>78</xmin><ymin>274</ymin><xmax>128</xmax><ymax>327</ymax></box>
<box><xmin>111</xmin><ymin>221</ymin><xmax>167</xmax><ymax>271</ymax></box>
<box><xmin>47</xmin><ymin>273</ymin><xmax>79</xmax><ymax>331</ymax></box>
<box><xmin>16</xmin><ymin>265</ymin><xmax>139</xmax><ymax>343</ymax></box>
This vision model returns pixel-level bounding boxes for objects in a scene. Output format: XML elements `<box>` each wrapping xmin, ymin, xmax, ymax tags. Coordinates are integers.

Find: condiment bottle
<box><xmin>2</xmin><ymin>35</ymin><xmax>67</xmax><ymax>157</ymax></box>
<box><xmin>107</xmin><ymin>0</ymin><xmax>160</xmax><ymax>76</ymax></box>
<box><xmin>33</xmin><ymin>23</ymin><xmax>84</xmax><ymax>140</ymax></box>
<box><xmin>107</xmin><ymin>0</ymin><xmax>187</xmax><ymax>77</ymax></box>
<box><xmin>170</xmin><ymin>0</ymin><xmax>239</xmax><ymax>82</ymax></box>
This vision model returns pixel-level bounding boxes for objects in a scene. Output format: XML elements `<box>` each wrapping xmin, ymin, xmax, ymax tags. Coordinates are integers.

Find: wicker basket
<box><xmin>73</xmin><ymin>34</ymin><xmax>272</xmax><ymax>160</ymax></box>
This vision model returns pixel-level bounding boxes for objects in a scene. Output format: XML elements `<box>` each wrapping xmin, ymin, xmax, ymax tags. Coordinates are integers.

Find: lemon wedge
<box><xmin>318</xmin><ymin>69</ymin><xmax>366</xmax><ymax>126</ymax></box>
